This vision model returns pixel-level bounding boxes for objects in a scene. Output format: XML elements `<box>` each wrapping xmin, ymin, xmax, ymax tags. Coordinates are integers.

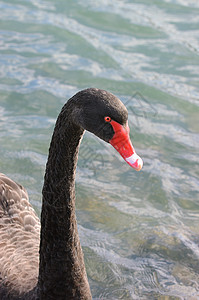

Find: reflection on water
<box><xmin>0</xmin><ymin>0</ymin><xmax>199</xmax><ymax>298</ymax></box>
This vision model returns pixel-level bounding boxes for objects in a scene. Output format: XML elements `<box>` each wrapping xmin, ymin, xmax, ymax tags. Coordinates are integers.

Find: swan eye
<box><xmin>104</xmin><ymin>116</ymin><xmax>111</xmax><ymax>122</ymax></box>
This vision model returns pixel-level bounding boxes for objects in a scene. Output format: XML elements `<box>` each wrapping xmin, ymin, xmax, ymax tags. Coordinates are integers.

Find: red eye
<box><xmin>104</xmin><ymin>116</ymin><xmax>111</xmax><ymax>122</ymax></box>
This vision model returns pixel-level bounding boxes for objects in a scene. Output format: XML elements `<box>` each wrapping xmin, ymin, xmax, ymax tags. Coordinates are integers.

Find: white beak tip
<box><xmin>125</xmin><ymin>153</ymin><xmax>143</xmax><ymax>171</ymax></box>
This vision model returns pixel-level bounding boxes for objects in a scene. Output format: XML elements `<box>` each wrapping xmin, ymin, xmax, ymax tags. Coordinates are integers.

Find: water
<box><xmin>0</xmin><ymin>0</ymin><xmax>199</xmax><ymax>299</ymax></box>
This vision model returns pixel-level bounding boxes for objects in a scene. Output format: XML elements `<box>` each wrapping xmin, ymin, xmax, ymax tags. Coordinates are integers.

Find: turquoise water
<box><xmin>0</xmin><ymin>0</ymin><xmax>199</xmax><ymax>299</ymax></box>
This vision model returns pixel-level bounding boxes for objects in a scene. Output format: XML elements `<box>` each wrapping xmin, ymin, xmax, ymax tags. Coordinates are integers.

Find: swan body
<box><xmin>0</xmin><ymin>174</ymin><xmax>40</xmax><ymax>298</ymax></box>
<box><xmin>0</xmin><ymin>88</ymin><xmax>143</xmax><ymax>299</ymax></box>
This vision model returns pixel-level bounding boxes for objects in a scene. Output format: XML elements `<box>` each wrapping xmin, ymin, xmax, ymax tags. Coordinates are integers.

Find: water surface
<box><xmin>0</xmin><ymin>0</ymin><xmax>199</xmax><ymax>299</ymax></box>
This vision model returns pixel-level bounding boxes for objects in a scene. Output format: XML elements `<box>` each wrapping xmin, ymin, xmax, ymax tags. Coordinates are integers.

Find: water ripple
<box><xmin>0</xmin><ymin>1</ymin><xmax>199</xmax><ymax>299</ymax></box>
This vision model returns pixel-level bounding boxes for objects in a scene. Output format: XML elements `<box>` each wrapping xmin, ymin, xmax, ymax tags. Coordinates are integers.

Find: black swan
<box><xmin>0</xmin><ymin>88</ymin><xmax>143</xmax><ymax>300</ymax></box>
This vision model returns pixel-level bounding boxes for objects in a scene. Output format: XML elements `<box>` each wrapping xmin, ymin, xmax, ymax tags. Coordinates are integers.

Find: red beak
<box><xmin>109</xmin><ymin>120</ymin><xmax>143</xmax><ymax>171</ymax></box>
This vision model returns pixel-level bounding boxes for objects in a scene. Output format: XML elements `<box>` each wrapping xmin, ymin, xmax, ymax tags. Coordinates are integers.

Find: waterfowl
<box><xmin>0</xmin><ymin>88</ymin><xmax>143</xmax><ymax>299</ymax></box>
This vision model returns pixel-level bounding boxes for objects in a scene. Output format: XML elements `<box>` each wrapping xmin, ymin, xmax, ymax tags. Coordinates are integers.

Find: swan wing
<box><xmin>0</xmin><ymin>173</ymin><xmax>40</xmax><ymax>297</ymax></box>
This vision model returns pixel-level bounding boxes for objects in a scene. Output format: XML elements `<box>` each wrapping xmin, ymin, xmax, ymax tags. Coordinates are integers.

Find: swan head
<box><xmin>71</xmin><ymin>88</ymin><xmax>143</xmax><ymax>171</ymax></box>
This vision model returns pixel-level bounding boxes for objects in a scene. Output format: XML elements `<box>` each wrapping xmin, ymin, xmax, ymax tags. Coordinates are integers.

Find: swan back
<box><xmin>0</xmin><ymin>173</ymin><xmax>40</xmax><ymax>298</ymax></box>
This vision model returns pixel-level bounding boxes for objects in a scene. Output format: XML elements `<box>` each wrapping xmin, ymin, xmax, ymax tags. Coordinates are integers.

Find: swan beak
<box><xmin>109</xmin><ymin>120</ymin><xmax>143</xmax><ymax>171</ymax></box>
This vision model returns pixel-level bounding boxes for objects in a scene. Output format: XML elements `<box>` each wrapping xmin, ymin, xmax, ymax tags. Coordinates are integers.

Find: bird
<box><xmin>0</xmin><ymin>88</ymin><xmax>143</xmax><ymax>300</ymax></box>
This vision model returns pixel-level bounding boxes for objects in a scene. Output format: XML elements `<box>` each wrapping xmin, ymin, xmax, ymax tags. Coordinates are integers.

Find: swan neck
<box><xmin>38</xmin><ymin>103</ymin><xmax>91</xmax><ymax>299</ymax></box>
